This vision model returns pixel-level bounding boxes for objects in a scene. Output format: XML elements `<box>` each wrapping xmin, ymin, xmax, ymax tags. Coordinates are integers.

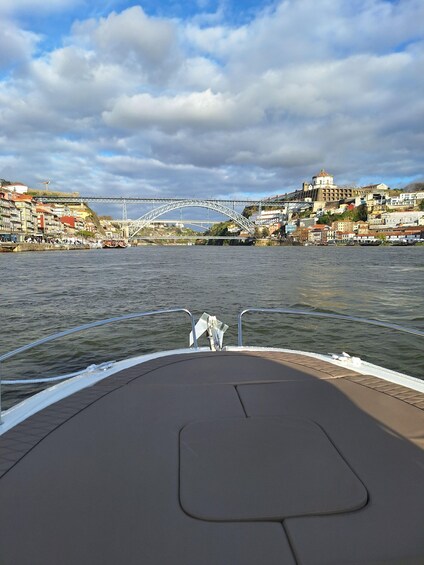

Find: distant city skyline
<box><xmin>1</xmin><ymin>0</ymin><xmax>423</xmax><ymax>201</ymax></box>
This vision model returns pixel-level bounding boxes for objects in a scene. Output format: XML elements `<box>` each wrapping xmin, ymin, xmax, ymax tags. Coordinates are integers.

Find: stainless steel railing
<box><xmin>0</xmin><ymin>308</ymin><xmax>198</xmax><ymax>422</ymax></box>
<box><xmin>2</xmin><ymin>306</ymin><xmax>423</xmax><ymax>421</ymax></box>
<box><xmin>237</xmin><ymin>307</ymin><xmax>424</xmax><ymax>347</ymax></box>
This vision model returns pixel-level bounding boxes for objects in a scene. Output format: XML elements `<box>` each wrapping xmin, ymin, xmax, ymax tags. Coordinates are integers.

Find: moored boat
<box><xmin>102</xmin><ymin>239</ymin><xmax>128</xmax><ymax>248</ymax></box>
<box><xmin>391</xmin><ymin>239</ymin><xmax>417</xmax><ymax>246</ymax></box>
<box><xmin>102</xmin><ymin>239</ymin><xmax>118</xmax><ymax>248</ymax></box>
<box><xmin>359</xmin><ymin>239</ymin><xmax>382</xmax><ymax>246</ymax></box>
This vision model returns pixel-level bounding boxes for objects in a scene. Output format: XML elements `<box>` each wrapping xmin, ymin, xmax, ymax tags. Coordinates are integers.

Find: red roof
<box><xmin>311</xmin><ymin>224</ymin><xmax>329</xmax><ymax>230</ymax></box>
<box><xmin>11</xmin><ymin>194</ymin><xmax>33</xmax><ymax>202</ymax></box>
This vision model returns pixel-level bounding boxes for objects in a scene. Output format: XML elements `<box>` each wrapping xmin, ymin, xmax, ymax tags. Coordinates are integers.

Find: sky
<box><xmin>1</xmin><ymin>0</ymin><xmax>423</xmax><ymax>203</ymax></box>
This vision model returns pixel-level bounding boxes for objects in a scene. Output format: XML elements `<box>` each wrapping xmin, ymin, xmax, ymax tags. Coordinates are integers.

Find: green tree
<box><xmin>352</xmin><ymin>204</ymin><xmax>368</xmax><ymax>222</ymax></box>
<box><xmin>242</xmin><ymin>206</ymin><xmax>257</xmax><ymax>218</ymax></box>
<box><xmin>317</xmin><ymin>214</ymin><xmax>333</xmax><ymax>225</ymax></box>
<box><xmin>75</xmin><ymin>230</ymin><xmax>94</xmax><ymax>239</ymax></box>
<box><xmin>203</xmin><ymin>221</ymin><xmax>230</xmax><ymax>245</ymax></box>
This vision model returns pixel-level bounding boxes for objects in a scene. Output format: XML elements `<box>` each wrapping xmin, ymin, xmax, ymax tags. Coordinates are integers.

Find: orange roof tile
<box><xmin>315</xmin><ymin>169</ymin><xmax>332</xmax><ymax>177</ymax></box>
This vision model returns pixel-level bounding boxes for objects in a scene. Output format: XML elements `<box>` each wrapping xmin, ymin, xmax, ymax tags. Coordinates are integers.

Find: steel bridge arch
<box><xmin>128</xmin><ymin>200</ymin><xmax>255</xmax><ymax>238</ymax></box>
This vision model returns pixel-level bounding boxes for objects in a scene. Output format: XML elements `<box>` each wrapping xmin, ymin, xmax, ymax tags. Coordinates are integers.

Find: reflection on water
<box><xmin>1</xmin><ymin>245</ymin><xmax>423</xmax><ymax>409</ymax></box>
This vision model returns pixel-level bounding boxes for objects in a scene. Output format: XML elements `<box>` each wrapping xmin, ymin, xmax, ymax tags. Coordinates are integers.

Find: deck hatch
<box><xmin>180</xmin><ymin>417</ymin><xmax>367</xmax><ymax>521</ymax></box>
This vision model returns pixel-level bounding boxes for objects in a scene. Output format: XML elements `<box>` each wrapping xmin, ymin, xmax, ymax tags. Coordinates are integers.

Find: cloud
<box><xmin>27</xmin><ymin>46</ymin><xmax>132</xmax><ymax>117</ymax></box>
<box><xmin>184</xmin><ymin>22</ymin><xmax>248</xmax><ymax>58</ymax></box>
<box><xmin>171</xmin><ymin>56</ymin><xmax>224</xmax><ymax>90</ymax></box>
<box><xmin>0</xmin><ymin>20</ymin><xmax>39</xmax><ymax>71</ymax></box>
<box><xmin>0</xmin><ymin>0</ymin><xmax>423</xmax><ymax>199</ymax></box>
<box><xmin>103</xmin><ymin>88</ymin><xmax>261</xmax><ymax>132</ymax></box>
<box><xmin>72</xmin><ymin>6</ymin><xmax>180</xmax><ymax>81</ymax></box>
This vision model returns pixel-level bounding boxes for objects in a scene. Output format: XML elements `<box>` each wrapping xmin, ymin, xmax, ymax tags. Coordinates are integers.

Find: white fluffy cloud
<box><xmin>0</xmin><ymin>0</ymin><xmax>423</xmax><ymax>199</ymax></box>
<box><xmin>72</xmin><ymin>6</ymin><xmax>180</xmax><ymax>77</ymax></box>
<box><xmin>103</xmin><ymin>89</ymin><xmax>260</xmax><ymax>131</ymax></box>
<box><xmin>0</xmin><ymin>21</ymin><xmax>39</xmax><ymax>70</ymax></box>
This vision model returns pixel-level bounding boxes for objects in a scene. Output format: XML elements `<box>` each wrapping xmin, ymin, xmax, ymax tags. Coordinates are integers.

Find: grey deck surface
<box><xmin>0</xmin><ymin>351</ymin><xmax>423</xmax><ymax>565</ymax></box>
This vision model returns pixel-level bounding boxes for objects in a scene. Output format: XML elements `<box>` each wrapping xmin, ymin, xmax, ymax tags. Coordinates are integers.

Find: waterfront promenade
<box><xmin>0</xmin><ymin>242</ymin><xmax>91</xmax><ymax>253</ymax></box>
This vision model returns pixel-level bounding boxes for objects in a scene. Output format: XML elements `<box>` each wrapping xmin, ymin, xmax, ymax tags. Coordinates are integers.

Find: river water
<box><xmin>1</xmin><ymin>245</ymin><xmax>423</xmax><ymax>409</ymax></box>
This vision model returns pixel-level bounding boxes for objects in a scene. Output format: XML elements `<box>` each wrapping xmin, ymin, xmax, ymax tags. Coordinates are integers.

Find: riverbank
<box><xmin>1</xmin><ymin>240</ymin><xmax>423</xmax><ymax>252</ymax></box>
<box><xmin>0</xmin><ymin>242</ymin><xmax>91</xmax><ymax>253</ymax></box>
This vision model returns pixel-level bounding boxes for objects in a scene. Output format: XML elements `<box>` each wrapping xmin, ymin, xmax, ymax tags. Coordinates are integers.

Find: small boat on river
<box><xmin>102</xmin><ymin>239</ymin><xmax>117</xmax><ymax>248</ymax></box>
<box><xmin>102</xmin><ymin>239</ymin><xmax>128</xmax><ymax>248</ymax></box>
<box><xmin>0</xmin><ymin>308</ymin><xmax>423</xmax><ymax>564</ymax></box>
<box><xmin>359</xmin><ymin>240</ymin><xmax>382</xmax><ymax>246</ymax></box>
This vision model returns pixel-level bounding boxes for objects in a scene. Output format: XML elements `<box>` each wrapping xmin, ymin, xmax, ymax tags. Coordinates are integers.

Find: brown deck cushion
<box><xmin>0</xmin><ymin>382</ymin><xmax>296</xmax><ymax>565</ymax></box>
<box><xmin>237</xmin><ymin>379</ymin><xmax>424</xmax><ymax>564</ymax></box>
<box><xmin>180</xmin><ymin>417</ymin><xmax>367</xmax><ymax>521</ymax></box>
<box><xmin>0</xmin><ymin>351</ymin><xmax>422</xmax><ymax>565</ymax></box>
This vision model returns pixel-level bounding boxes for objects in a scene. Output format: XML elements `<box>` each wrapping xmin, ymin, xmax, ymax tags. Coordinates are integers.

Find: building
<box><xmin>0</xmin><ymin>183</ymin><xmax>101</xmax><ymax>240</ymax></box>
<box><xmin>335</xmin><ymin>231</ymin><xmax>355</xmax><ymax>243</ymax></box>
<box><xmin>291</xmin><ymin>170</ymin><xmax>355</xmax><ymax>204</ymax></box>
<box><xmin>251</xmin><ymin>209</ymin><xmax>285</xmax><ymax>225</ymax></box>
<box><xmin>9</xmin><ymin>203</ymin><xmax>22</xmax><ymax>235</ymax></box>
<box><xmin>4</xmin><ymin>182</ymin><xmax>29</xmax><ymax>194</ymax></box>
<box><xmin>307</xmin><ymin>224</ymin><xmax>330</xmax><ymax>245</ymax></box>
<box><xmin>332</xmin><ymin>220</ymin><xmax>354</xmax><ymax>233</ymax></box>
<box><xmin>354</xmin><ymin>183</ymin><xmax>388</xmax><ymax>196</ymax></box>
<box><xmin>251</xmin><ymin>209</ymin><xmax>285</xmax><ymax>235</ymax></box>
<box><xmin>60</xmin><ymin>216</ymin><xmax>85</xmax><ymax>235</ymax></box>
<box><xmin>298</xmin><ymin>217</ymin><xmax>316</xmax><ymax>228</ymax></box>
<box><xmin>0</xmin><ymin>190</ymin><xmax>13</xmax><ymax>236</ymax></box>
<box><xmin>67</xmin><ymin>204</ymin><xmax>92</xmax><ymax>221</ymax></box>
<box><xmin>12</xmin><ymin>194</ymin><xmax>38</xmax><ymax>236</ymax></box>
<box><xmin>353</xmin><ymin>184</ymin><xmax>389</xmax><ymax>209</ymax></box>
<box><xmin>387</xmin><ymin>192</ymin><xmax>424</xmax><ymax>207</ymax></box>
<box><xmin>381</xmin><ymin>211</ymin><xmax>424</xmax><ymax>228</ymax></box>
<box><xmin>291</xmin><ymin>227</ymin><xmax>309</xmax><ymax>244</ymax></box>
<box><xmin>356</xmin><ymin>227</ymin><xmax>424</xmax><ymax>243</ymax></box>
<box><xmin>36</xmin><ymin>204</ymin><xmax>62</xmax><ymax>236</ymax></box>
<box><xmin>285</xmin><ymin>223</ymin><xmax>298</xmax><ymax>236</ymax></box>
<box><xmin>354</xmin><ymin>221</ymin><xmax>370</xmax><ymax>235</ymax></box>
<box><xmin>306</xmin><ymin>170</ymin><xmax>337</xmax><ymax>190</ymax></box>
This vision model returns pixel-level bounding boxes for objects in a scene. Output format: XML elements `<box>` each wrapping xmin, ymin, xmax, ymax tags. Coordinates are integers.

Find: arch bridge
<box><xmin>128</xmin><ymin>200</ymin><xmax>255</xmax><ymax>239</ymax></box>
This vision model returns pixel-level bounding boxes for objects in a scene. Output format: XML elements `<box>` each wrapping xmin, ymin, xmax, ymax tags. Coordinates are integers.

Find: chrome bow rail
<box><xmin>237</xmin><ymin>308</ymin><xmax>424</xmax><ymax>347</ymax></box>
<box><xmin>0</xmin><ymin>308</ymin><xmax>198</xmax><ymax>421</ymax></box>
<box><xmin>2</xmin><ymin>307</ymin><xmax>423</xmax><ymax>423</ymax></box>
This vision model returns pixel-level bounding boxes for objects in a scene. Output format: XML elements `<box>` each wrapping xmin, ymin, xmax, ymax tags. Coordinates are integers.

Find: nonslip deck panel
<box><xmin>0</xmin><ymin>368</ymin><xmax>295</xmax><ymax>565</ymax></box>
<box><xmin>0</xmin><ymin>351</ymin><xmax>423</xmax><ymax>565</ymax></box>
<box><xmin>0</xmin><ymin>352</ymin><xmax>358</xmax><ymax>479</ymax></box>
<box><xmin>237</xmin><ymin>379</ymin><xmax>424</xmax><ymax>564</ymax></box>
<box><xmin>180</xmin><ymin>417</ymin><xmax>368</xmax><ymax>521</ymax></box>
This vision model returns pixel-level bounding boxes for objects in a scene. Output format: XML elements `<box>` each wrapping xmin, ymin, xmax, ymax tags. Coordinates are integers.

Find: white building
<box><xmin>381</xmin><ymin>211</ymin><xmax>424</xmax><ymax>227</ymax></box>
<box><xmin>358</xmin><ymin>183</ymin><xmax>388</xmax><ymax>192</ymax></box>
<box><xmin>303</xmin><ymin>170</ymin><xmax>337</xmax><ymax>191</ymax></box>
<box><xmin>6</xmin><ymin>182</ymin><xmax>28</xmax><ymax>194</ymax></box>
<box><xmin>387</xmin><ymin>192</ymin><xmax>424</xmax><ymax>207</ymax></box>
<box><xmin>251</xmin><ymin>209</ymin><xmax>285</xmax><ymax>226</ymax></box>
<box><xmin>312</xmin><ymin>170</ymin><xmax>336</xmax><ymax>188</ymax></box>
